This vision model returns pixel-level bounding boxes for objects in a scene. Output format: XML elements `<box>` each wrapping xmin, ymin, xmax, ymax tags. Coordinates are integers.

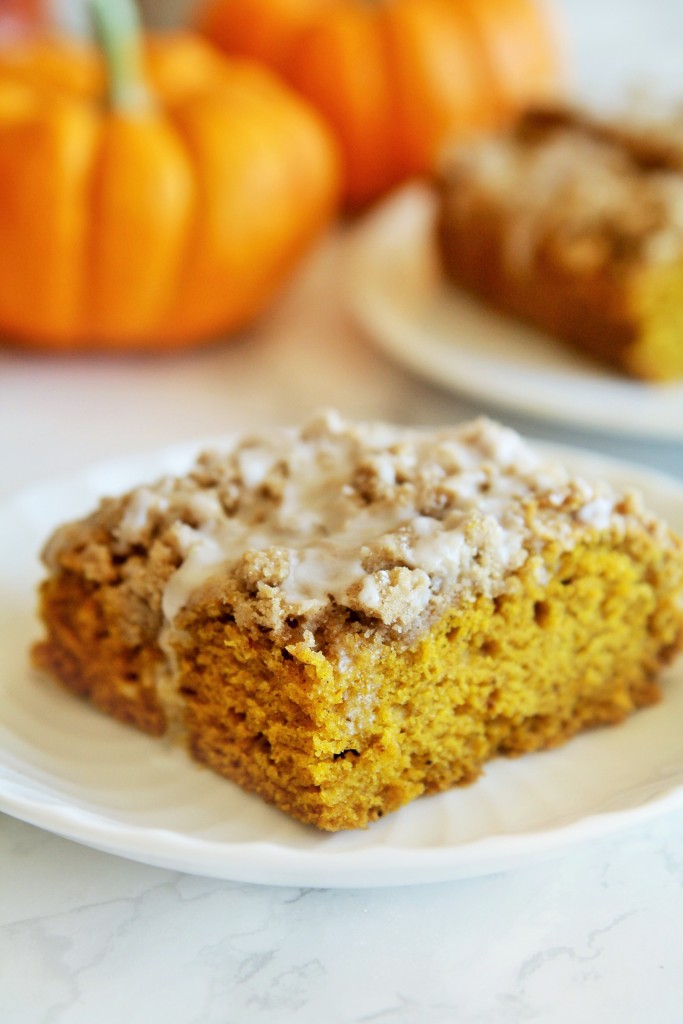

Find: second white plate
<box><xmin>347</xmin><ymin>184</ymin><xmax>683</xmax><ymax>441</ymax></box>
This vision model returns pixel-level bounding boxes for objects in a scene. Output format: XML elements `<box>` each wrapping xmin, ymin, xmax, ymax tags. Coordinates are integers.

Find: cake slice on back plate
<box><xmin>33</xmin><ymin>412</ymin><xmax>683</xmax><ymax>830</ymax></box>
<box><xmin>436</xmin><ymin>104</ymin><xmax>683</xmax><ymax>380</ymax></box>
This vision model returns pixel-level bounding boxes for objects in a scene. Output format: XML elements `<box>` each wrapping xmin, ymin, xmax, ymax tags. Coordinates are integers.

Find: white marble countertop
<box><xmin>3</xmin><ymin>1</ymin><xmax>683</xmax><ymax>1021</ymax></box>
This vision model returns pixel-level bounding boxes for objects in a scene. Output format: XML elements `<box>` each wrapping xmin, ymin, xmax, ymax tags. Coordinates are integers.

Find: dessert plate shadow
<box><xmin>2</xmin><ymin>439</ymin><xmax>683</xmax><ymax>888</ymax></box>
<box><xmin>347</xmin><ymin>184</ymin><xmax>683</xmax><ymax>442</ymax></box>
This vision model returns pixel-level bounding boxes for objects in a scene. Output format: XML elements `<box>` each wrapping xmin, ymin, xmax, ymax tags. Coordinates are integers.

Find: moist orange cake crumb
<box><xmin>32</xmin><ymin>412</ymin><xmax>683</xmax><ymax>830</ymax></box>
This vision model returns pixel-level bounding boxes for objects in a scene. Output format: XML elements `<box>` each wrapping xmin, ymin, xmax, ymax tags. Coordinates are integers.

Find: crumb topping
<box><xmin>42</xmin><ymin>412</ymin><xmax>666</xmax><ymax>644</ymax></box>
<box><xmin>440</xmin><ymin>105</ymin><xmax>683</xmax><ymax>276</ymax></box>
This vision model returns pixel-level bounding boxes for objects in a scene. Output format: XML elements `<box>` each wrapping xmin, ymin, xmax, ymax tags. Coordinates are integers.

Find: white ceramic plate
<box><xmin>347</xmin><ymin>184</ymin><xmax>683</xmax><ymax>441</ymax></box>
<box><xmin>2</xmin><ymin>440</ymin><xmax>683</xmax><ymax>889</ymax></box>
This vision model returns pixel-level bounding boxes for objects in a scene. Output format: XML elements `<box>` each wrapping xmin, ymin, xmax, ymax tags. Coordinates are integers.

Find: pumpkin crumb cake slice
<box><xmin>33</xmin><ymin>412</ymin><xmax>683</xmax><ymax>830</ymax></box>
<box><xmin>437</xmin><ymin>104</ymin><xmax>683</xmax><ymax>380</ymax></box>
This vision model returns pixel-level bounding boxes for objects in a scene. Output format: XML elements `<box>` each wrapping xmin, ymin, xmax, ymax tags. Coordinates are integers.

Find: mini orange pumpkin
<box><xmin>0</xmin><ymin>0</ymin><xmax>340</xmax><ymax>351</ymax></box>
<box><xmin>198</xmin><ymin>0</ymin><xmax>560</xmax><ymax>209</ymax></box>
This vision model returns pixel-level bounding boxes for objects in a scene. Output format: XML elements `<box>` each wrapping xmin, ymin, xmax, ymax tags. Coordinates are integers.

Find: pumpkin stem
<box><xmin>87</xmin><ymin>0</ymin><xmax>153</xmax><ymax>112</ymax></box>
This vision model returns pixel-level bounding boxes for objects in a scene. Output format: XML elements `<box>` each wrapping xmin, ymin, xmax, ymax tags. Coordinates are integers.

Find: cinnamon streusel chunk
<box><xmin>33</xmin><ymin>412</ymin><xmax>683</xmax><ymax>829</ymax></box>
<box><xmin>437</xmin><ymin>104</ymin><xmax>683</xmax><ymax>380</ymax></box>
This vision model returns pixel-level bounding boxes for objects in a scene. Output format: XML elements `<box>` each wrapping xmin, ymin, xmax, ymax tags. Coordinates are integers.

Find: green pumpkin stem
<box><xmin>87</xmin><ymin>0</ymin><xmax>152</xmax><ymax>112</ymax></box>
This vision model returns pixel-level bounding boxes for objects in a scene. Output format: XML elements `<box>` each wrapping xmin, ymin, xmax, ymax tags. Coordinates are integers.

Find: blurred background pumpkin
<box><xmin>0</xmin><ymin>0</ymin><xmax>44</xmax><ymax>43</ymax></box>
<box><xmin>0</xmin><ymin>0</ymin><xmax>340</xmax><ymax>352</ymax></box>
<box><xmin>196</xmin><ymin>0</ymin><xmax>561</xmax><ymax>209</ymax></box>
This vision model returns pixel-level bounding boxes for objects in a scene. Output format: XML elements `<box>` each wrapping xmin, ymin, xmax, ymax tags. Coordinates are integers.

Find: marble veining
<box><xmin>3</xmin><ymin>811</ymin><xmax>683</xmax><ymax>1022</ymax></box>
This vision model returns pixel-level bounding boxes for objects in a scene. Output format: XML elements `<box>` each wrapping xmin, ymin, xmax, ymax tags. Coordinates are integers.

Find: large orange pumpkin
<box><xmin>198</xmin><ymin>0</ymin><xmax>560</xmax><ymax>209</ymax></box>
<box><xmin>0</xmin><ymin>0</ymin><xmax>340</xmax><ymax>351</ymax></box>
